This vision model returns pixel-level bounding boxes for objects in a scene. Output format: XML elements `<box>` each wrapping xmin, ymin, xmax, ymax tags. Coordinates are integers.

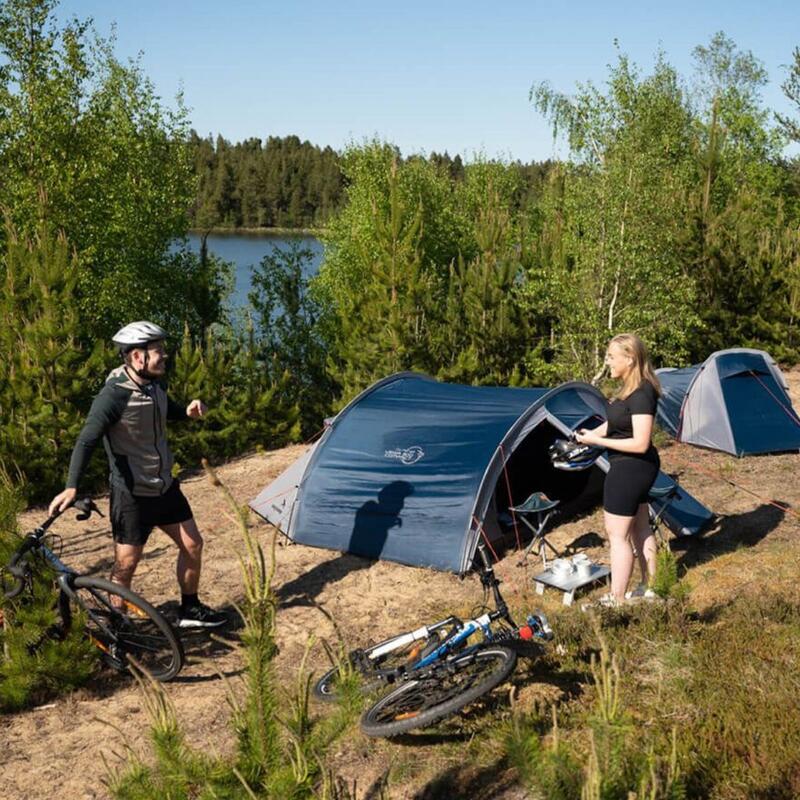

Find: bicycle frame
<box><xmin>356</xmin><ymin>541</ymin><xmax>523</xmax><ymax>677</ymax></box>
<box><xmin>414</xmin><ymin>611</ymin><xmax>498</xmax><ymax>669</ymax></box>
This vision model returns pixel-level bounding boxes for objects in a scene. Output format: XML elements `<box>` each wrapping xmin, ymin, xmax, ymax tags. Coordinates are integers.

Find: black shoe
<box><xmin>178</xmin><ymin>602</ymin><xmax>227</xmax><ymax>629</ymax></box>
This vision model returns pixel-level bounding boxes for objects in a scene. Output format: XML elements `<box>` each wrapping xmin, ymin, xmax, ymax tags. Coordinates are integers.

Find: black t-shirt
<box><xmin>605</xmin><ymin>381</ymin><xmax>659</xmax><ymax>462</ymax></box>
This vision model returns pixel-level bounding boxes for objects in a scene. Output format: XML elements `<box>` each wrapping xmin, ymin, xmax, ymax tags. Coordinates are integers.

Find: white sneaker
<box><xmin>582</xmin><ymin>592</ymin><xmax>624</xmax><ymax>611</ymax></box>
<box><xmin>625</xmin><ymin>584</ymin><xmax>657</xmax><ymax>601</ymax></box>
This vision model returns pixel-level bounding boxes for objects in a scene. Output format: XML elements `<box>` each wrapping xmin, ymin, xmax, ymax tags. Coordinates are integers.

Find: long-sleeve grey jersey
<box><xmin>67</xmin><ymin>366</ymin><xmax>188</xmax><ymax>497</ymax></box>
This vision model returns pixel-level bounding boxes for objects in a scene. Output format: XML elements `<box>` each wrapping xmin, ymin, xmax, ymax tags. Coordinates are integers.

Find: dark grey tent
<box><xmin>656</xmin><ymin>348</ymin><xmax>800</xmax><ymax>456</ymax></box>
<box><xmin>251</xmin><ymin>373</ymin><xmax>713</xmax><ymax>574</ymax></box>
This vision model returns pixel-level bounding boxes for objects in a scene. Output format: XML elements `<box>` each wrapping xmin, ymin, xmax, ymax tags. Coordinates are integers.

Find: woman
<box><xmin>575</xmin><ymin>333</ymin><xmax>661</xmax><ymax>605</ymax></box>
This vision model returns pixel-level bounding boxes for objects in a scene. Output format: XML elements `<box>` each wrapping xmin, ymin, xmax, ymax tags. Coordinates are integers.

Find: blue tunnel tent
<box><xmin>656</xmin><ymin>348</ymin><xmax>800</xmax><ymax>457</ymax></box>
<box><xmin>250</xmin><ymin>373</ymin><xmax>714</xmax><ymax>574</ymax></box>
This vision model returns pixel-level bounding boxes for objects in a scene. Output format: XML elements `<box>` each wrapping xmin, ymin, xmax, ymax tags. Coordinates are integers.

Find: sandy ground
<box><xmin>3</xmin><ymin>372</ymin><xmax>800</xmax><ymax>799</ymax></box>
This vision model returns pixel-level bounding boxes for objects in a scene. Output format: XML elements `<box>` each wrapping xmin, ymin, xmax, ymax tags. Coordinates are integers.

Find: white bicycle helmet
<box><xmin>112</xmin><ymin>321</ymin><xmax>168</xmax><ymax>353</ymax></box>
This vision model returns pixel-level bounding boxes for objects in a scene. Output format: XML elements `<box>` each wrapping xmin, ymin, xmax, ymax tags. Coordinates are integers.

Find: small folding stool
<box><xmin>508</xmin><ymin>491</ymin><xmax>561</xmax><ymax>568</ymax></box>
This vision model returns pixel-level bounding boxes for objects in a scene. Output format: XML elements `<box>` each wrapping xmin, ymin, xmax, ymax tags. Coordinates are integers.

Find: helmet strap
<box><xmin>125</xmin><ymin>346</ymin><xmax>157</xmax><ymax>382</ymax></box>
<box><xmin>137</xmin><ymin>348</ymin><xmax>161</xmax><ymax>381</ymax></box>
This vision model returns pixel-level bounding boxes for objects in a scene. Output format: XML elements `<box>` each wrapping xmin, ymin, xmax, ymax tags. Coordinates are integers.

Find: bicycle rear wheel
<box><xmin>70</xmin><ymin>577</ymin><xmax>184</xmax><ymax>681</ymax></box>
<box><xmin>360</xmin><ymin>645</ymin><xmax>517</xmax><ymax>738</ymax></box>
<box><xmin>314</xmin><ymin>625</ymin><xmax>457</xmax><ymax>703</ymax></box>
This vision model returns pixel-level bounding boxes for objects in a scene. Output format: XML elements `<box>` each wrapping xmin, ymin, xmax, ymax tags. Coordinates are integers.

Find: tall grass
<box><xmin>109</xmin><ymin>461</ymin><xmax>353</xmax><ymax>800</ymax></box>
<box><xmin>500</xmin><ymin>596</ymin><xmax>800</xmax><ymax>799</ymax></box>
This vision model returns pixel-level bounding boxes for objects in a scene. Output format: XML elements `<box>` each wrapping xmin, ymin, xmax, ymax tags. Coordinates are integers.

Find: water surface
<box><xmin>184</xmin><ymin>231</ymin><xmax>324</xmax><ymax>309</ymax></box>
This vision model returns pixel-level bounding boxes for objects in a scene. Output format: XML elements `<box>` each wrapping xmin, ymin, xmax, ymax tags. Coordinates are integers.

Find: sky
<box><xmin>58</xmin><ymin>1</ymin><xmax>800</xmax><ymax>162</ymax></box>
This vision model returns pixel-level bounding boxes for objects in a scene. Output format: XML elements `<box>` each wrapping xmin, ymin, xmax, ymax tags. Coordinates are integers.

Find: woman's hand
<box><xmin>575</xmin><ymin>428</ymin><xmax>601</xmax><ymax>446</ymax></box>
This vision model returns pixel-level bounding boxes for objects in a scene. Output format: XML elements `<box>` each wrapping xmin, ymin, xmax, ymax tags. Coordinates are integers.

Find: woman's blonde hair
<box><xmin>608</xmin><ymin>333</ymin><xmax>661</xmax><ymax>399</ymax></box>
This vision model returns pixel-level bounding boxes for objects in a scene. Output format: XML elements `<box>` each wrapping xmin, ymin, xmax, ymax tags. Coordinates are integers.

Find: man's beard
<box><xmin>140</xmin><ymin>364</ymin><xmax>165</xmax><ymax>380</ymax></box>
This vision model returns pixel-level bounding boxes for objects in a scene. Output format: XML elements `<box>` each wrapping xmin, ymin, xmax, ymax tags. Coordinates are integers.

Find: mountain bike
<box><xmin>314</xmin><ymin>540</ymin><xmax>553</xmax><ymax>737</ymax></box>
<box><xmin>2</xmin><ymin>498</ymin><xmax>184</xmax><ymax>681</ymax></box>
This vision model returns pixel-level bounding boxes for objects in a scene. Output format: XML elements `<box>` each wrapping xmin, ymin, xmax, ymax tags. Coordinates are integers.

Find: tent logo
<box><xmin>384</xmin><ymin>445</ymin><xmax>425</xmax><ymax>465</ymax></box>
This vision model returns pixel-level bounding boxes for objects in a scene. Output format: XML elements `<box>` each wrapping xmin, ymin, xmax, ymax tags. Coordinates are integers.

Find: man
<box><xmin>49</xmin><ymin>321</ymin><xmax>225</xmax><ymax>628</ymax></box>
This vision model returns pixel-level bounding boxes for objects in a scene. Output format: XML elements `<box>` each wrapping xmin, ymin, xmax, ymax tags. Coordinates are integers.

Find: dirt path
<box><xmin>3</xmin><ymin>372</ymin><xmax>800</xmax><ymax>799</ymax></box>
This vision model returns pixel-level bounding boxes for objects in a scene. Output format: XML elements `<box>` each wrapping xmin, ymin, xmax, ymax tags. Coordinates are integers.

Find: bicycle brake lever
<box><xmin>74</xmin><ymin>497</ymin><xmax>104</xmax><ymax>520</ymax></box>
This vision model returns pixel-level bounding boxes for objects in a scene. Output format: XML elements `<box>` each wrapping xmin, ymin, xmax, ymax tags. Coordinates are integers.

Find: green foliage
<box><xmin>109</xmin><ymin>468</ymin><xmax>350</xmax><ymax>800</ymax></box>
<box><xmin>651</xmin><ymin>543</ymin><xmax>681</xmax><ymax>599</ymax></box>
<box><xmin>190</xmin><ymin>133</ymin><xmax>345</xmax><ymax>230</ymax></box>
<box><xmin>169</xmin><ymin>326</ymin><xmax>301</xmax><ymax>468</ymax></box>
<box><xmin>315</xmin><ymin>141</ymin><xmax>468</xmax><ymax>317</ymax></box>
<box><xmin>249</xmin><ymin>242</ymin><xmax>337</xmax><ymax>435</ymax></box>
<box><xmin>318</xmin><ymin>32</ymin><xmax>800</xmax><ymax>398</ymax></box>
<box><xmin>503</xmin><ymin>626</ymin><xmax>686</xmax><ymax>800</ymax></box>
<box><xmin>435</xmin><ymin>200</ymin><xmax>537</xmax><ymax>386</ymax></box>
<box><xmin>502</xmin><ymin>595</ymin><xmax>800</xmax><ymax>798</ymax></box>
<box><xmin>187</xmin><ymin>131</ymin><xmax>554</xmax><ymax>235</ymax></box>
<box><xmin>0</xmin><ymin>2</ymin><xmax>242</xmax><ymax>506</ymax></box>
<box><xmin>0</xmin><ymin>0</ymin><xmax>224</xmax><ymax>340</ymax></box>
<box><xmin>0</xmin><ymin>221</ymin><xmax>289</xmax><ymax>500</ymax></box>
<box><xmin>0</xmin><ymin>474</ymin><xmax>96</xmax><ymax>711</ymax></box>
<box><xmin>682</xmin><ymin>33</ymin><xmax>800</xmax><ymax>362</ymax></box>
<box><xmin>316</xmin><ymin>143</ymin><xmax>544</xmax><ymax>401</ymax></box>
<box><xmin>501</xmin><ymin>708</ymin><xmax>582</xmax><ymax>799</ymax></box>
<box><xmin>776</xmin><ymin>46</ymin><xmax>800</xmax><ymax>144</ymax></box>
<box><xmin>324</xmin><ymin>157</ymin><xmax>437</xmax><ymax>401</ymax></box>
<box><xmin>529</xmin><ymin>53</ymin><xmax>700</xmax><ymax>379</ymax></box>
<box><xmin>0</xmin><ymin>227</ymin><xmax>111</xmax><ymax>502</ymax></box>
<box><xmin>525</xmin><ymin>35</ymin><xmax>800</xmax><ymax>374</ymax></box>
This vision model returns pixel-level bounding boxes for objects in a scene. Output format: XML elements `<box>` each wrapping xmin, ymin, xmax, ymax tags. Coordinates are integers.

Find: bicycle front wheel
<box><xmin>360</xmin><ymin>645</ymin><xmax>517</xmax><ymax>738</ymax></box>
<box><xmin>71</xmin><ymin>577</ymin><xmax>184</xmax><ymax>681</ymax></box>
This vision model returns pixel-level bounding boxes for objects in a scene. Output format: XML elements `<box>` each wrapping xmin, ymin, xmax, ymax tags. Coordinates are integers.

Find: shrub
<box><xmin>0</xmin><ymin>473</ymin><xmax>96</xmax><ymax>711</ymax></box>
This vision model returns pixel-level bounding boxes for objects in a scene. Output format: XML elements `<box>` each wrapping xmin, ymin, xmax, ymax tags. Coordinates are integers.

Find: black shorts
<box><xmin>110</xmin><ymin>479</ymin><xmax>193</xmax><ymax>546</ymax></box>
<box><xmin>603</xmin><ymin>453</ymin><xmax>660</xmax><ymax>517</ymax></box>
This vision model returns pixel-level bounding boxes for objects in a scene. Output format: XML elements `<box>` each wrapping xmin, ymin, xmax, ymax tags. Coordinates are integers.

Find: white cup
<box><xmin>576</xmin><ymin>562</ymin><xmax>592</xmax><ymax>579</ymax></box>
<box><xmin>551</xmin><ymin>558</ymin><xmax>574</xmax><ymax>577</ymax></box>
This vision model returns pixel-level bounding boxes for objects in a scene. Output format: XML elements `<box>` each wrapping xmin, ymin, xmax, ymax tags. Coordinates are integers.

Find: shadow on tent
<box><xmin>275</xmin><ymin>480</ymin><xmax>414</xmax><ymax>607</ymax></box>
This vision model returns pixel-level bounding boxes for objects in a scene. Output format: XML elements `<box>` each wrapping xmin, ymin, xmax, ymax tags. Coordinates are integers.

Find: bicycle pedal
<box><xmin>89</xmin><ymin>634</ymin><xmax>112</xmax><ymax>655</ymax></box>
<box><xmin>122</xmin><ymin>600</ymin><xmax>147</xmax><ymax>618</ymax></box>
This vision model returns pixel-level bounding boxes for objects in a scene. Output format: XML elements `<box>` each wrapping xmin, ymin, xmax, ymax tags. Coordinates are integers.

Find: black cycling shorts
<box><xmin>603</xmin><ymin>454</ymin><xmax>660</xmax><ymax>517</ymax></box>
<box><xmin>110</xmin><ymin>479</ymin><xmax>193</xmax><ymax>546</ymax></box>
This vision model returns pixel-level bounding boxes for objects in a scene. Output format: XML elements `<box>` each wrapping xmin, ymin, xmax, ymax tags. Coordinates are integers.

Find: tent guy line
<box><xmin>668</xmin><ymin>442</ymin><xmax>800</xmax><ymax>525</ymax></box>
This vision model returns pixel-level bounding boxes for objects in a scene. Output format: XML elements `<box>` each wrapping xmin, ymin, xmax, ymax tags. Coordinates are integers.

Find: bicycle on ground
<box><xmin>1</xmin><ymin>498</ymin><xmax>184</xmax><ymax>681</ymax></box>
<box><xmin>313</xmin><ymin>539</ymin><xmax>553</xmax><ymax>738</ymax></box>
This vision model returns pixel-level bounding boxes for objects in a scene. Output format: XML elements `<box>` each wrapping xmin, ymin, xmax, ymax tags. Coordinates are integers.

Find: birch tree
<box><xmin>528</xmin><ymin>54</ymin><xmax>699</xmax><ymax>380</ymax></box>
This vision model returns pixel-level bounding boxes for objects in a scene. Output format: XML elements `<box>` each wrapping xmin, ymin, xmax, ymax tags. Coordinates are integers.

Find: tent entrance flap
<box><xmin>491</xmin><ymin>418</ymin><xmax>604</xmax><ymax>537</ymax></box>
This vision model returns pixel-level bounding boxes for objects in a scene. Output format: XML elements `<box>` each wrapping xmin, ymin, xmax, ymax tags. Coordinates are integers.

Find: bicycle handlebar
<box><xmin>3</xmin><ymin>497</ymin><xmax>103</xmax><ymax>599</ymax></box>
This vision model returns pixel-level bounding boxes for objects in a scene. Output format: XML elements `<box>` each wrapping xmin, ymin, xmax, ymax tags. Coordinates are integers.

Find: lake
<box><xmin>184</xmin><ymin>231</ymin><xmax>324</xmax><ymax>309</ymax></box>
